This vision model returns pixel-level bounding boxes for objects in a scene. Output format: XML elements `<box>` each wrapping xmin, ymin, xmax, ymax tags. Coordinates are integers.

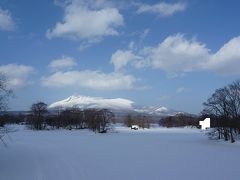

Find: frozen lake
<box><xmin>0</xmin><ymin>125</ymin><xmax>239</xmax><ymax>180</ymax></box>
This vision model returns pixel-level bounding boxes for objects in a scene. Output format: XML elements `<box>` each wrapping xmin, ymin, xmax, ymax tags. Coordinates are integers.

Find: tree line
<box><xmin>123</xmin><ymin>114</ymin><xmax>151</xmax><ymax>129</ymax></box>
<box><xmin>26</xmin><ymin>102</ymin><xmax>115</xmax><ymax>133</ymax></box>
<box><xmin>159</xmin><ymin>114</ymin><xmax>199</xmax><ymax>128</ymax></box>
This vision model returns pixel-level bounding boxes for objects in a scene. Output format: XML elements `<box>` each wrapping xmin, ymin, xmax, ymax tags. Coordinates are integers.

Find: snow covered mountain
<box><xmin>48</xmin><ymin>95</ymin><xmax>134</xmax><ymax>110</ymax></box>
<box><xmin>48</xmin><ymin>95</ymin><xmax>182</xmax><ymax>116</ymax></box>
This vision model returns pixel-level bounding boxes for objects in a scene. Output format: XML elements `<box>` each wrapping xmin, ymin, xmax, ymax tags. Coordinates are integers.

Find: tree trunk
<box><xmin>230</xmin><ymin>128</ymin><xmax>235</xmax><ymax>143</ymax></box>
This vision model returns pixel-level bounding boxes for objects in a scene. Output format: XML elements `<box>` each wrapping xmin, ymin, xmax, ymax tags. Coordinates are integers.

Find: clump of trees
<box><xmin>0</xmin><ymin>113</ymin><xmax>25</xmax><ymax>126</ymax></box>
<box><xmin>85</xmin><ymin>109</ymin><xmax>114</xmax><ymax>133</ymax></box>
<box><xmin>27</xmin><ymin>102</ymin><xmax>115</xmax><ymax>133</ymax></box>
<box><xmin>124</xmin><ymin>114</ymin><xmax>151</xmax><ymax>129</ymax></box>
<box><xmin>202</xmin><ymin>80</ymin><xmax>240</xmax><ymax>143</ymax></box>
<box><xmin>53</xmin><ymin>107</ymin><xmax>86</xmax><ymax>130</ymax></box>
<box><xmin>159</xmin><ymin>114</ymin><xmax>199</xmax><ymax>128</ymax></box>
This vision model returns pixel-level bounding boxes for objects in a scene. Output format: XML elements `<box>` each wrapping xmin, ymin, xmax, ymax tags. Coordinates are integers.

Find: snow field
<box><xmin>0</xmin><ymin>125</ymin><xmax>239</xmax><ymax>180</ymax></box>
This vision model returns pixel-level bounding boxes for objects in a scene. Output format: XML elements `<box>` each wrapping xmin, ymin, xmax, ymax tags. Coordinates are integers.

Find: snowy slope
<box><xmin>48</xmin><ymin>95</ymin><xmax>182</xmax><ymax>116</ymax></box>
<box><xmin>134</xmin><ymin>105</ymin><xmax>182</xmax><ymax>116</ymax></box>
<box><xmin>48</xmin><ymin>95</ymin><xmax>134</xmax><ymax>110</ymax></box>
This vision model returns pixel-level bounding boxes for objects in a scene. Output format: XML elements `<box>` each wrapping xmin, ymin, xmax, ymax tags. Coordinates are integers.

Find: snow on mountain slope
<box><xmin>48</xmin><ymin>95</ymin><xmax>134</xmax><ymax>110</ymax></box>
<box><xmin>134</xmin><ymin>105</ymin><xmax>181</xmax><ymax>116</ymax></box>
<box><xmin>48</xmin><ymin>95</ymin><xmax>182</xmax><ymax>116</ymax></box>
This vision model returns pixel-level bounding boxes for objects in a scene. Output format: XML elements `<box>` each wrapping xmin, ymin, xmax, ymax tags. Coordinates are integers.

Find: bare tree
<box><xmin>97</xmin><ymin>109</ymin><xmax>114</xmax><ymax>133</ymax></box>
<box><xmin>0</xmin><ymin>73</ymin><xmax>13</xmax><ymax>144</ymax></box>
<box><xmin>30</xmin><ymin>102</ymin><xmax>48</xmax><ymax>130</ymax></box>
<box><xmin>124</xmin><ymin>114</ymin><xmax>134</xmax><ymax>127</ymax></box>
<box><xmin>202</xmin><ymin>80</ymin><xmax>240</xmax><ymax>142</ymax></box>
<box><xmin>71</xmin><ymin>106</ymin><xmax>85</xmax><ymax>129</ymax></box>
<box><xmin>57</xmin><ymin>107</ymin><xmax>85</xmax><ymax>130</ymax></box>
<box><xmin>124</xmin><ymin>114</ymin><xmax>151</xmax><ymax>129</ymax></box>
<box><xmin>0</xmin><ymin>73</ymin><xmax>12</xmax><ymax>113</ymax></box>
<box><xmin>83</xmin><ymin>109</ymin><xmax>98</xmax><ymax>132</ymax></box>
<box><xmin>83</xmin><ymin>108</ymin><xmax>114</xmax><ymax>133</ymax></box>
<box><xmin>137</xmin><ymin>115</ymin><xmax>150</xmax><ymax>129</ymax></box>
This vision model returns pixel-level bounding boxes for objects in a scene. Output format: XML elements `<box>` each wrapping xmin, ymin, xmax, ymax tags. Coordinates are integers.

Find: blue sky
<box><xmin>0</xmin><ymin>0</ymin><xmax>240</xmax><ymax>113</ymax></box>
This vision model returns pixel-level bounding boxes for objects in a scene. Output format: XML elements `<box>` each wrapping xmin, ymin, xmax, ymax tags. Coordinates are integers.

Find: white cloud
<box><xmin>111</xmin><ymin>34</ymin><xmax>210</xmax><ymax>72</ymax></box>
<box><xmin>176</xmin><ymin>87</ymin><xmax>186</xmax><ymax>93</ymax></box>
<box><xmin>110</xmin><ymin>50</ymin><xmax>142</xmax><ymax>71</ymax></box>
<box><xmin>136</xmin><ymin>2</ymin><xmax>187</xmax><ymax>16</ymax></box>
<box><xmin>0</xmin><ymin>64</ymin><xmax>34</xmax><ymax>88</ymax></box>
<box><xmin>166</xmin><ymin>72</ymin><xmax>186</xmax><ymax>79</ymax></box>
<box><xmin>206</xmin><ymin>36</ymin><xmax>240</xmax><ymax>75</ymax></box>
<box><xmin>110</xmin><ymin>34</ymin><xmax>240</xmax><ymax>76</ymax></box>
<box><xmin>46</xmin><ymin>0</ymin><xmax>124</xmax><ymax>41</ymax></box>
<box><xmin>145</xmin><ymin>34</ymin><xmax>210</xmax><ymax>72</ymax></box>
<box><xmin>0</xmin><ymin>8</ymin><xmax>15</xmax><ymax>31</ymax></box>
<box><xmin>41</xmin><ymin>70</ymin><xmax>137</xmax><ymax>90</ymax></box>
<box><xmin>48</xmin><ymin>56</ymin><xmax>77</xmax><ymax>71</ymax></box>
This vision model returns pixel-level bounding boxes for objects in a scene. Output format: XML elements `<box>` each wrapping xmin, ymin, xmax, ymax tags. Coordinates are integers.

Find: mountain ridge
<box><xmin>48</xmin><ymin>95</ymin><xmax>183</xmax><ymax>116</ymax></box>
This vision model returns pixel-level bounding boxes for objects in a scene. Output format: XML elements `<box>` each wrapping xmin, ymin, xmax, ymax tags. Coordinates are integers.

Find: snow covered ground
<box><xmin>0</xmin><ymin>125</ymin><xmax>240</xmax><ymax>180</ymax></box>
